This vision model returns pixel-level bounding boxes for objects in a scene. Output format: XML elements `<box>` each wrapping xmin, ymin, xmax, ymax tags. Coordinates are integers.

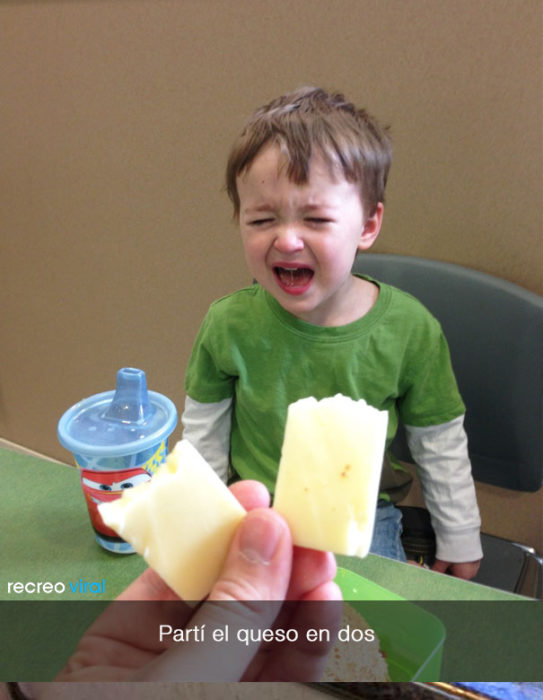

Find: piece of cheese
<box><xmin>273</xmin><ymin>394</ymin><xmax>388</xmax><ymax>557</ymax></box>
<box><xmin>98</xmin><ymin>439</ymin><xmax>246</xmax><ymax>601</ymax></box>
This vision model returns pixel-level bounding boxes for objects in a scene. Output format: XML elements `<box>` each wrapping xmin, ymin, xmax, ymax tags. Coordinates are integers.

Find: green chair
<box><xmin>352</xmin><ymin>253</ymin><xmax>543</xmax><ymax>597</ymax></box>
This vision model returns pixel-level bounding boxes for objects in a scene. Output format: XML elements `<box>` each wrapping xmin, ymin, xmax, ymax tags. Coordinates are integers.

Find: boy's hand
<box><xmin>432</xmin><ymin>559</ymin><xmax>481</xmax><ymax>580</ymax></box>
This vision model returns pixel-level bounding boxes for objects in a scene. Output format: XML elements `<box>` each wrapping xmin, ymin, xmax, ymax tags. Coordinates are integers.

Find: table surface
<box><xmin>0</xmin><ymin>446</ymin><xmax>525</xmax><ymax>602</ymax></box>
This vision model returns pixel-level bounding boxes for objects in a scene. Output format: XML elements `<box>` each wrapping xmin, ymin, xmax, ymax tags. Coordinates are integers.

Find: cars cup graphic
<box><xmin>58</xmin><ymin>368</ymin><xmax>177</xmax><ymax>553</ymax></box>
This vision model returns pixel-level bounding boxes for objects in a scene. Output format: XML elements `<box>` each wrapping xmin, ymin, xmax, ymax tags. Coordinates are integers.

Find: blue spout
<box><xmin>104</xmin><ymin>368</ymin><xmax>154</xmax><ymax>423</ymax></box>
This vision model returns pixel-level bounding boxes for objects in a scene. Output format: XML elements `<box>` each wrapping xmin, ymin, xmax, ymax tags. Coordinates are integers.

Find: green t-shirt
<box><xmin>184</xmin><ymin>276</ymin><xmax>465</xmax><ymax>494</ymax></box>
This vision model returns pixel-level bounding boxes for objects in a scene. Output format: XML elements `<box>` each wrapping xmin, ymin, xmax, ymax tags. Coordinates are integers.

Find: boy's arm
<box><xmin>181</xmin><ymin>395</ymin><xmax>232</xmax><ymax>482</ymax></box>
<box><xmin>405</xmin><ymin>415</ymin><xmax>483</xmax><ymax>576</ymax></box>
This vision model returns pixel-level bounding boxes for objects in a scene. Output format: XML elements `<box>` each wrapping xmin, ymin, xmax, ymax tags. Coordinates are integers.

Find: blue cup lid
<box><xmin>58</xmin><ymin>368</ymin><xmax>177</xmax><ymax>457</ymax></box>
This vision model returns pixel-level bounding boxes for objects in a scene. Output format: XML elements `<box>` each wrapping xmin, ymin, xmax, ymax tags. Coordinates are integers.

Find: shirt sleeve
<box><xmin>399</xmin><ymin>323</ymin><xmax>465</xmax><ymax>427</ymax></box>
<box><xmin>184</xmin><ymin>308</ymin><xmax>237</xmax><ymax>403</ymax></box>
<box><xmin>405</xmin><ymin>415</ymin><xmax>483</xmax><ymax>563</ymax></box>
<box><xmin>181</xmin><ymin>395</ymin><xmax>233</xmax><ymax>482</ymax></box>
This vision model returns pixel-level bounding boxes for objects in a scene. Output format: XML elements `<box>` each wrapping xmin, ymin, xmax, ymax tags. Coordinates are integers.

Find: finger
<box><xmin>301</xmin><ymin>580</ymin><xmax>342</xmax><ymax>602</ymax></box>
<box><xmin>135</xmin><ymin>508</ymin><xmax>293</xmax><ymax>681</ymax></box>
<box><xmin>431</xmin><ymin>559</ymin><xmax>450</xmax><ymax>574</ymax></box>
<box><xmin>450</xmin><ymin>561</ymin><xmax>480</xmax><ymax>580</ymax></box>
<box><xmin>239</xmin><ymin>574</ymin><xmax>343</xmax><ymax>681</ymax></box>
<box><xmin>287</xmin><ymin>546</ymin><xmax>337</xmax><ymax>600</ymax></box>
<box><xmin>246</xmin><ymin>584</ymin><xmax>343</xmax><ymax>681</ymax></box>
<box><xmin>228</xmin><ymin>480</ymin><xmax>270</xmax><ymax>511</ymax></box>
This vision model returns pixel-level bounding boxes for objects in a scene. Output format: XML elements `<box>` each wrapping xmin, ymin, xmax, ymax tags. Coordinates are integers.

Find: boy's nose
<box><xmin>273</xmin><ymin>226</ymin><xmax>304</xmax><ymax>253</ymax></box>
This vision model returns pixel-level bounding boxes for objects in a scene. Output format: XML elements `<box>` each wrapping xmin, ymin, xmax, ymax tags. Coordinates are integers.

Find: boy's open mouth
<box><xmin>273</xmin><ymin>265</ymin><xmax>314</xmax><ymax>294</ymax></box>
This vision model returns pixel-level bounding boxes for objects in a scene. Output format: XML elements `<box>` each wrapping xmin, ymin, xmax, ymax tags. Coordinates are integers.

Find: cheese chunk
<box><xmin>98</xmin><ymin>439</ymin><xmax>246</xmax><ymax>601</ymax></box>
<box><xmin>273</xmin><ymin>395</ymin><xmax>388</xmax><ymax>557</ymax></box>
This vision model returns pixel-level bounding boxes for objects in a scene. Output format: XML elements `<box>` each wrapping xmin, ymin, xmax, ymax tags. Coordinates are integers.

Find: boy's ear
<box><xmin>358</xmin><ymin>202</ymin><xmax>384</xmax><ymax>251</ymax></box>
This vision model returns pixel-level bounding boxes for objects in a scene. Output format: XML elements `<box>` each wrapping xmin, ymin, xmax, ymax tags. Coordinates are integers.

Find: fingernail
<box><xmin>239</xmin><ymin>510</ymin><xmax>282</xmax><ymax>565</ymax></box>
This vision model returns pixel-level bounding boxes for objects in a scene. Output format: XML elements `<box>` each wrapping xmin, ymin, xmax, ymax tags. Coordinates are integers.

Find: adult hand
<box><xmin>432</xmin><ymin>558</ymin><xmax>481</xmax><ymax>580</ymax></box>
<box><xmin>21</xmin><ymin>480</ymin><xmax>341</xmax><ymax>696</ymax></box>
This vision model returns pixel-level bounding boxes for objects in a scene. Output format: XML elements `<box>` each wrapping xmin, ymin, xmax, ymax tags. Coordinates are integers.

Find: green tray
<box><xmin>335</xmin><ymin>566</ymin><xmax>445</xmax><ymax>681</ymax></box>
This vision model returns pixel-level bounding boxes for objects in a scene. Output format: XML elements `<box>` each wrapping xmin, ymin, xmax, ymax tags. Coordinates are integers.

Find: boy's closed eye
<box><xmin>248</xmin><ymin>217</ymin><xmax>275</xmax><ymax>226</ymax></box>
<box><xmin>305</xmin><ymin>217</ymin><xmax>332</xmax><ymax>225</ymax></box>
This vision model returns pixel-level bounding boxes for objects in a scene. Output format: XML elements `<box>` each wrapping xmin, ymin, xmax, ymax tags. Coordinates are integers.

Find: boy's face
<box><xmin>237</xmin><ymin>143</ymin><xmax>382</xmax><ymax>326</ymax></box>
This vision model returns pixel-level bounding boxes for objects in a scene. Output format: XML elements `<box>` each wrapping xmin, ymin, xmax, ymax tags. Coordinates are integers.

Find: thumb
<box><xmin>210</xmin><ymin>507</ymin><xmax>293</xmax><ymax>602</ymax></box>
<box><xmin>136</xmin><ymin>508</ymin><xmax>293</xmax><ymax>681</ymax></box>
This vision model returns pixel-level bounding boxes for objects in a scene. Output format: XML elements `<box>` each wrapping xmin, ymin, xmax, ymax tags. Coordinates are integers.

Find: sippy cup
<box><xmin>58</xmin><ymin>367</ymin><xmax>177</xmax><ymax>553</ymax></box>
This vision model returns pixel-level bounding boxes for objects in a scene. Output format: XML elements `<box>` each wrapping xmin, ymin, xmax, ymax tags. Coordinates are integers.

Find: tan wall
<box><xmin>1</xmin><ymin>1</ymin><xmax>541</xmax><ymax>546</ymax></box>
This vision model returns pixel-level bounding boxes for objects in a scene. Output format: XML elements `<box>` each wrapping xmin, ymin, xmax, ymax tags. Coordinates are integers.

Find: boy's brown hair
<box><xmin>226</xmin><ymin>86</ymin><xmax>392</xmax><ymax>220</ymax></box>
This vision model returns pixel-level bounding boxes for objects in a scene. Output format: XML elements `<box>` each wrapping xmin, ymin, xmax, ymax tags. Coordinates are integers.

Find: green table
<box><xmin>1</xmin><ymin>448</ymin><xmax>146</xmax><ymax>600</ymax></box>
